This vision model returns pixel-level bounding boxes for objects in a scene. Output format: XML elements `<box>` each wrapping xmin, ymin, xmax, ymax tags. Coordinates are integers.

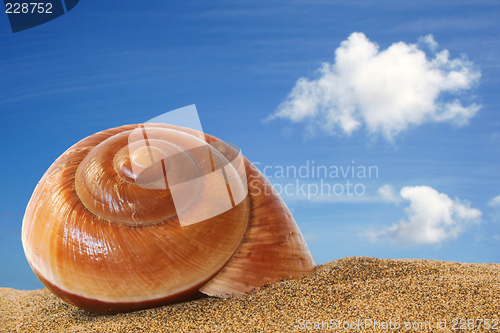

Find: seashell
<box><xmin>21</xmin><ymin>124</ymin><xmax>315</xmax><ymax>314</ymax></box>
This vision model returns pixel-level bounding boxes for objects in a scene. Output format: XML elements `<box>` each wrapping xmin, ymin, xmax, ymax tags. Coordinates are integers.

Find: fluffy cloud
<box><xmin>377</xmin><ymin>184</ymin><xmax>401</xmax><ymax>204</ymax></box>
<box><xmin>267</xmin><ymin>32</ymin><xmax>481</xmax><ymax>140</ymax></box>
<box><xmin>368</xmin><ymin>186</ymin><xmax>481</xmax><ymax>245</ymax></box>
<box><xmin>488</xmin><ymin>195</ymin><xmax>500</xmax><ymax>222</ymax></box>
<box><xmin>488</xmin><ymin>195</ymin><xmax>500</xmax><ymax>208</ymax></box>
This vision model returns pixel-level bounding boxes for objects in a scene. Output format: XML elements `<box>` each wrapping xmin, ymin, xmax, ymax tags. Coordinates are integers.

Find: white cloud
<box><xmin>488</xmin><ymin>195</ymin><xmax>500</xmax><ymax>222</ymax></box>
<box><xmin>267</xmin><ymin>32</ymin><xmax>481</xmax><ymax>140</ymax></box>
<box><xmin>367</xmin><ymin>186</ymin><xmax>481</xmax><ymax>245</ymax></box>
<box><xmin>419</xmin><ymin>34</ymin><xmax>438</xmax><ymax>52</ymax></box>
<box><xmin>377</xmin><ymin>184</ymin><xmax>402</xmax><ymax>204</ymax></box>
<box><xmin>488</xmin><ymin>195</ymin><xmax>500</xmax><ymax>208</ymax></box>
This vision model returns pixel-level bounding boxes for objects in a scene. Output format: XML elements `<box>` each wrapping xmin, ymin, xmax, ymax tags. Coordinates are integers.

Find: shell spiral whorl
<box><xmin>22</xmin><ymin>124</ymin><xmax>315</xmax><ymax>314</ymax></box>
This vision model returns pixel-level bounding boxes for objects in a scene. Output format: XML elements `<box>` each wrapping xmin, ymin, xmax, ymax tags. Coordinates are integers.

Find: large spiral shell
<box><xmin>22</xmin><ymin>124</ymin><xmax>315</xmax><ymax>314</ymax></box>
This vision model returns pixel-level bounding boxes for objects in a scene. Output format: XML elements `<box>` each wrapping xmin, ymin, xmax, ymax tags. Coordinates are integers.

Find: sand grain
<box><xmin>1</xmin><ymin>257</ymin><xmax>499</xmax><ymax>332</ymax></box>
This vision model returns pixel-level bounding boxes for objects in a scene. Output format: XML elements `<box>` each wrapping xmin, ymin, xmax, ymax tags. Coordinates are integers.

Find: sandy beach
<box><xmin>1</xmin><ymin>257</ymin><xmax>498</xmax><ymax>332</ymax></box>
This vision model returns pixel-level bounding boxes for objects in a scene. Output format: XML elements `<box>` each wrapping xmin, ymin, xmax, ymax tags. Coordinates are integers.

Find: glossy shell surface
<box><xmin>22</xmin><ymin>124</ymin><xmax>315</xmax><ymax>314</ymax></box>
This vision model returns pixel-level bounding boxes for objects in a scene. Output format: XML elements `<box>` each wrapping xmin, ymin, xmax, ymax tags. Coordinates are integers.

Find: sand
<box><xmin>1</xmin><ymin>257</ymin><xmax>499</xmax><ymax>332</ymax></box>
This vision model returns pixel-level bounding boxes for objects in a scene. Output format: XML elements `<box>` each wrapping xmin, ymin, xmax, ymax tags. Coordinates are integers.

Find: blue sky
<box><xmin>1</xmin><ymin>0</ymin><xmax>499</xmax><ymax>290</ymax></box>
